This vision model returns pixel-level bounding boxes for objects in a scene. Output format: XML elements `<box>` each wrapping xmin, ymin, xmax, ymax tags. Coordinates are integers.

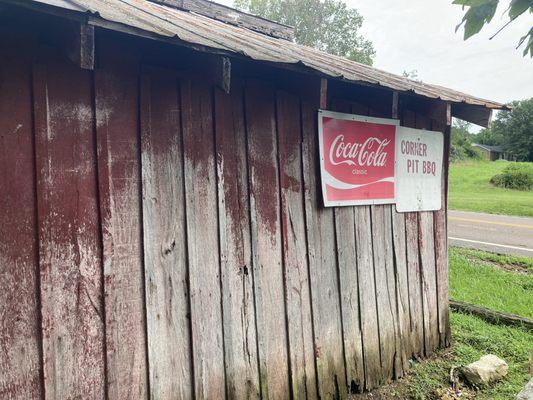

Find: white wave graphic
<box><xmin>324</xmin><ymin>170</ymin><xmax>394</xmax><ymax>190</ymax></box>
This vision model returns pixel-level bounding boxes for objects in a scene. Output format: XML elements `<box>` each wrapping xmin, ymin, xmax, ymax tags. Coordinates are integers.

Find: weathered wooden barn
<box><xmin>471</xmin><ymin>143</ymin><xmax>505</xmax><ymax>161</ymax></box>
<box><xmin>0</xmin><ymin>0</ymin><xmax>506</xmax><ymax>399</ymax></box>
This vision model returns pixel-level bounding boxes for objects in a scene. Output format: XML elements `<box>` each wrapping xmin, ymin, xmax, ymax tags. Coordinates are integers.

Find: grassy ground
<box><xmin>449</xmin><ymin>160</ymin><xmax>533</xmax><ymax>217</ymax></box>
<box><xmin>406</xmin><ymin>313</ymin><xmax>533</xmax><ymax>400</ymax></box>
<box><xmin>356</xmin><ymin>248</ymin><xmax>533</xmax><ymax>399</ymax></box>
<box><xmin>449</xmin><ymin>247</ymin><xmax>533</xmax><ymax>272</ymax></box>
<box><xmin>449</xmin><ymin>247</ymin><xmax>533</xmax><ymax>318</ymax></box>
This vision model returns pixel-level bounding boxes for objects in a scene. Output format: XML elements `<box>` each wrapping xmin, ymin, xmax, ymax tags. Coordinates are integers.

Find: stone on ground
<box><xmin>516</xmin><ymin>378</ymin><xmax>533</xmax><ymax>400</ymax></box>
<box><xmin>462</xmin><ymin>354</ymin><xmax>508</xmax><ymax>385</ymax></box>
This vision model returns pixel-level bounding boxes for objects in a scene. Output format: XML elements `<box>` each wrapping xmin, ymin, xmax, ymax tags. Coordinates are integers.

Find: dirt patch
<box><xmin>347</xmin><ymin>349</ymin><xmax>479</xmax><ymax>400</ymax></box>
<box><xmin>462</xmin><ymin>254</ymin><xmax>532</xmax><ymax>275</ymax></box>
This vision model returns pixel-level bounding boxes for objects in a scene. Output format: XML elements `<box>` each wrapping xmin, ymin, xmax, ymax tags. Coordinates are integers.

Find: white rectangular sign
<box><xmin>395</xmin><ymin>126</ymin><xmax>444</xmax><ymax>212</ymax></box>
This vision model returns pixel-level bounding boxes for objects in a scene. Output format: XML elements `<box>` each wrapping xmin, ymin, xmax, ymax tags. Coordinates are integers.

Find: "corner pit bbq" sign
<box><xmin>318</xmin><ymin>110</ymin><xmax>443</xmax><ymax>212</ymax></box>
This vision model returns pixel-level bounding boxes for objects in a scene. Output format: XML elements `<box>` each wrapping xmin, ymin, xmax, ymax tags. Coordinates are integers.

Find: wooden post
<box><xmin>66</xmin><ymin>22</ymin><xmax>95</xmax><ymax>70</ymax></box>
<box><xmin>196</xmin><ymin>55</ymin><xmax>231</xmax><ymax>94</ymax></box>
<box><xmin>392</xmin><ymin>91</ymin><xmax>399</xmax><ymax>119</ymax></box>
<box><xmin>320</xmin><ymin>78</ymin><xmax>328</xmax><ymax>109</ymax></box>
<box><xmin>433</xmin><ymin>101</ymin><xmax>452</xmax><ymax>348</ymax></box>
<box><xmin>444</xmin><ymin>103</ymin><xmax>452</xmax><ymax>208</ymax></box>
<box><xmin>220</xmin><ymin>56</ymin><xmax>231</xmax><ymax>93</ymax></box>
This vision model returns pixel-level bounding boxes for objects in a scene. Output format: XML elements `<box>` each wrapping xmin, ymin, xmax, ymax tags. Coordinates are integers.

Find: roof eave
<box><xmin>5</xmin><ymin>0</ymin><xmax>508</xmax><ymax>126</ymax></box>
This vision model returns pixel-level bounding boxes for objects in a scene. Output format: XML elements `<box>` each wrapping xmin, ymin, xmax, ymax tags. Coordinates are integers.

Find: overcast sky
<box><xmin>351</xmin><ymin>0</ymin><xmax>532</xmax><ymax>105</ymax></box>
<box><xmin>219</xmin><ymin>0</ymin><xmax>532</xmax><ymax>106</ymax></box>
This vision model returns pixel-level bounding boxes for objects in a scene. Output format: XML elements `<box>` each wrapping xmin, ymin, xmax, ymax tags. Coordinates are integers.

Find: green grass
<box><xmin>450</xmin><ymin>247</ymin><xmax>533</xmax><ymax>272</ymax></box>
<box><xmin>449</xmin><ymin>247</ymin><xmax>533</xmax><ymax>318</ymax></box>
<box><xmin>406</xmin><ymin>313</ymin><xmax>533</xmax><ymax>400</ymax></box>
<box><xmin>362</xmin><ymin>248</ymin><xmax>533</xmax><ymax>399</ymax></box>
<box><xmin>449</xmin><ymin>160</ymin><xmax>533</xmax><ymax>217</ymax></box>
<box><xmin>407</xmin><ymin>248</ymin><xmax>533</xmax><ymax>399</ymax></box>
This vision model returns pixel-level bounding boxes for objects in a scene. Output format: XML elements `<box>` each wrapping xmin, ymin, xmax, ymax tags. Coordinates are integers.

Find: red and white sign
<box><xmin>318</xmin><ymin>110</ymin><xmax>399</xmax><ymax>206</ymax></box>
<box><xmin>318</xmin><ymin>110</ymin><xmax>444</xmax><ymax>211</ymax></box>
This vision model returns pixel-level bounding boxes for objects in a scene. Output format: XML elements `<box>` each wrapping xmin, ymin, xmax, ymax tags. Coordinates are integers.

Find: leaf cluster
<box><xmin>453</xmin><ymin>0</ymin><xmax>533</xmax><ymax>57</ymax></box>
<box><xmin>451</xmin><ymin>119</ymin><xmax>482</xmax><ymax>161</ymax></box>
<box><xmin>478</xmin><ymin>98</ymin><xmax>533</xmax><ymax>161</ymax></box>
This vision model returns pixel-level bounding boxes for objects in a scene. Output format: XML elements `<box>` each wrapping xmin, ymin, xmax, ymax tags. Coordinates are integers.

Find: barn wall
<box><xmin>0</xmin><ymin>19</ymin><xmax>450</xmax><ymax>400</ymax></box>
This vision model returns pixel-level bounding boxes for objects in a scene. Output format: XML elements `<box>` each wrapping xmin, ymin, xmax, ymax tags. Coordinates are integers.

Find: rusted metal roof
<box><xmin>24</xmin><ymin>0</ymin><xmax>507</xmax><ymax>111</ymax></box>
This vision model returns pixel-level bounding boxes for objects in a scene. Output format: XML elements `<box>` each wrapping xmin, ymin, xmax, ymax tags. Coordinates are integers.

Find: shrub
<box><xmin>490</xmin><ymin>163</ymin><xmax>533</xmax><ymax>191</ymax></box>
<box><xmin>451</xmin><ymin>143</ymin><xmax>482</xmax><ymax>162</ymax></box>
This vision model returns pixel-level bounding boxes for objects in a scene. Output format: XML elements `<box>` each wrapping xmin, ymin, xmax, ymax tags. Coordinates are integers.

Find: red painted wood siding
<box><xmin>0</xmin><ymin>36</ymin><xmax>450</xmax><ymax>399</ymax></box>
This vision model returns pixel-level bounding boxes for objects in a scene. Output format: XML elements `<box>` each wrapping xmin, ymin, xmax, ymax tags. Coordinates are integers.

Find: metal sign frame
<box><xmin>317</xmin><ymin>109</ymin><xmax>400</xmax><ymax>207</ymax></box>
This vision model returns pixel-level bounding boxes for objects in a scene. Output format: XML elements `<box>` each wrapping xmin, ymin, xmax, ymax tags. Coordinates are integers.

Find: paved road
<box><xmin>448</xmin><ymin>210</ymin><xmax>533</xmax><ymax>258</ymax></box>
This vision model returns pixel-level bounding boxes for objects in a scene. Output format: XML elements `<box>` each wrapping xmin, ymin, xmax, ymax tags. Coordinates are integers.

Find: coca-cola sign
<box><xmin>318</xmin><ymin>110</ymin><xmax>398</xmax><ymax>206</ymax></box>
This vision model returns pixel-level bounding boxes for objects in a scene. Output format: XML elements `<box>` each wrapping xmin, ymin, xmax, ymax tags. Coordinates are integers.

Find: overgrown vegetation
<box><xmin>405</xmin><ymin>313</ymin><xmax>533</xmax><ymax>400</ymax></box>
<box><xmin>408</xmin><ymin>248</ymin><xmax>533</xmax><ymax>399</ymax></box>
<box><xmin>451</xmin><ymin>99</ymin><xmax>533</xmax><ymax>163</ymax></box>
<box><xmin>449</xmin><ymin>160</ymin><xmax>533</xmax><ymax>216</ymax></box>
<box><xmin>233</xmin><ymin>0</ymin><xmax>375</xmax><ymax>64</ymax></box>
<box><xmin>453</xmin><ymin>0</ymin><xmax>533</xmax><ymax>58</ymax></box>
<box><xmin>477</xmin><ymin>98</ymin><xmax>533</xmax><ymax>162</ymax></box>
<box><xmin>451</xmin><ymin>119</ymin><xmax>481</xmax><ymax>162</ymax></box>
<box><xmin>490</xmin><ymin>162</ymin><xmax>533</xmax><ymax>190</ymax></box>
<box><xmin>354</xmin><ymin>248</ymin><xmax>533</xmax><ymax>399</ymax></box>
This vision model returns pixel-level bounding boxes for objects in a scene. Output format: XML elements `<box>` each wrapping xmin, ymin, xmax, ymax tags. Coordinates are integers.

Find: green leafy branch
<box><xmin>453</xmin><ymin>0</ymin><xmax>533</xmax><ymax>57</ymax></box>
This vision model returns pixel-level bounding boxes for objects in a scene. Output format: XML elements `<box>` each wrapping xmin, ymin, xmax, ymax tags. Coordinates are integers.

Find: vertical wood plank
<box><xmin>140</xmin><ymin>71</ymin><xmax>193</xmax><ymax>399</ymax></box>
<box><xmin>390</xmin><ymin>93</ymin><xmax>410</xmax><ymax>376</ymax></box>
<box><xmin>371</xmin><ymin>206</ymin><xmax>398</xmax><ymax>382</ymax></box>
<box><xmin>401</xmin><ymin>109</ymin><xmax>424</xmax><ymax>358</ymax></box>
<box><xmin>434</xmin><ymin>208</ymin><xmax>450</xmax><ymax>347</ymax></box>
<box><xmin>301</xmin><ymin>98</ymin><xmax>346</xmax><ymax>398</ymax></box>
<box><xmin>94</xmin><ymin>43</ymin><xmax>148</xmax><ymax>400</ymax></box>
<box><xmin>357</xmin><ymin>98</ymin><xmax>402</xmax><ymax>384</ymax></box>
<box><xmin>415</xmin><ymin>114</ymin><xmax>440</xmax><ymax>355</ymax></box>
<box><xmin>353</xmin><ymin>206</ymin><xmax>381</xmax><ymax>390</ymax></box>
<box><xmin>334</xmin><ymin>205</ymin><xmax>365</xmax><ymax>393</ymax></box>
<box><xmin>418</xmin><ymin>212</ymin><xmax>439</xmax><ymax>355</ymax></box>
<box><xmin>182</xmin><ymin>78</ymin><xmax>226</xmax><ymax>399</ymax></box>
<box><xmin>277</xmin><ymin>90</ymin><xmax>318</xmax><ymax>400</ymax></box>
<box><xmin>434</xmin><ymin>107</ymin><xmax>451</xmax><ymax>347</ymax></box>
<box><xmin>391</xmin><ymin>210</ymin><xmax>411</xmax><ymax>371</ymax></box>
<box><xmin>331</xmin><ymin>99</ymin><xmax>365</xmax><ymax>393</ymax></box>
<box><xmin>214</xmin><ymin>84</ymin><xmax>260</xmax><ymax>399</ymax></box>
<box><xmin>245</xmin><ymin>80</ymin><xmax>290</xmax><ymax>399</ymax></box>
<box><xmin>0</xmin><ymin>46</ymin><xmax>43</xmax><ymax>400</ymax></box>
<box><xmin>33</xmin><ymin>59</ymin><xmax>105</xmax><ymax>399</ymax></box>
<box><xmin>405</xmin><ymin>212</ymin><xmax>424</xmax><ymax>358</ymax></box>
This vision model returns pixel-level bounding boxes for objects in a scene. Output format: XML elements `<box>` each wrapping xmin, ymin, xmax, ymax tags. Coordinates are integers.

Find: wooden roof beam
<box><xmin>149</xmin><ymin>0</ymin><xmax>294</xmax><ymax>41</ymax></box>
<box><xmin>452</xmin><ymin>103</ymin><xmax>493</xmax><ymax>128</ymax></box>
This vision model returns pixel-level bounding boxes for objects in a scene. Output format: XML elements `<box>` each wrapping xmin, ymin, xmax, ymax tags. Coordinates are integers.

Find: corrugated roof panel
<box><xmin>28</xmin><ymin>0</ymin><xmax>507</xmax><ymax>110</ymax></box>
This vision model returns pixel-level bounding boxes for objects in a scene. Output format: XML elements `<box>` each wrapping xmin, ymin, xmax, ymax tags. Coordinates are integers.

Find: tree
<box><xmin>402</xmin><ymin>69</ymin><xmax>421</xmax><ymax>81</ymax></box>
<box><xmin>233</xmin><ymin>0</ymin><xmax>375</xmax><ymax>64</ymax></box>
<box><xmin>451</xmin><ymin>119</ymin><xmax>480</xmax><ymax>160</ymax></box>
<box><xmin>453</xmin><ymin>0</ymin><xmax>533</xmax><ymax>57</ymax></box>
<box><xmin>475</xmin><ymin>126</ymin><xmax>504</xmax><ymax>146</ymax></box>
<box><xmin>489</xmin><ymin>98</ymin><xmax>533</xmax><ymax>161</ymax></box>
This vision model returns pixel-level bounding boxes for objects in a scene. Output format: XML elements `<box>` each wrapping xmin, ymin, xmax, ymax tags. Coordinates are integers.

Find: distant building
<box><xmin>472</xmin><ymin>143</ymin><xmax>505</xmax><ymax>161</ymax></box>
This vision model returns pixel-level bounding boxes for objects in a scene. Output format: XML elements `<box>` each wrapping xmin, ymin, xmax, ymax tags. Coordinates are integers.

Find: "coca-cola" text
<box><xmin>329</xmin><ymin>134</ymin><xmax>391</xmax><ymax>167</ymax></box>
